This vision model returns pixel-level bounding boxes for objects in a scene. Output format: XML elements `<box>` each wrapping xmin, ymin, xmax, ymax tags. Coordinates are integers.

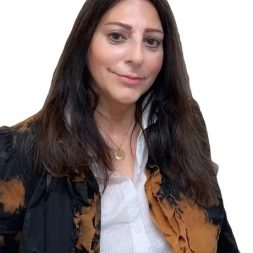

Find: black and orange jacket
<box><xmin>0</xmin><ymin>118</ymin><xmax>239</xmax><ymax>253</ymax></box>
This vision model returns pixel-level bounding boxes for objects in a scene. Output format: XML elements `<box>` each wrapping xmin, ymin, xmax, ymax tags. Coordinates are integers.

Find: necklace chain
<box><xmin>98</xmin><ymin>118</ymin><xmax>135</xmax><ymax>161</ymax></box>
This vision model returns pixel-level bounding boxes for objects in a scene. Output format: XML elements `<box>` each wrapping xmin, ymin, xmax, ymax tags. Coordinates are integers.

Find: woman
<box><xmin>0</xmin><ymin>0</ymin><xmax>239</xmax><ymax>252</ymax></box>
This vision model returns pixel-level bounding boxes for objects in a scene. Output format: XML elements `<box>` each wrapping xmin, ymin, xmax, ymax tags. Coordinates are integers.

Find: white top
<box><xmin>92</xmin><ymin>108</ymin><xmax>172</xmax><ymax>253</ymax></box>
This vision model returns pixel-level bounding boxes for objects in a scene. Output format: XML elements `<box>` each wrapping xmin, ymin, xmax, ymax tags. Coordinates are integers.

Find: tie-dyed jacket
<box><xmin>0</xmin><ymin>119</ymin><xmax>239</xmax><ymax>253</ymax></box>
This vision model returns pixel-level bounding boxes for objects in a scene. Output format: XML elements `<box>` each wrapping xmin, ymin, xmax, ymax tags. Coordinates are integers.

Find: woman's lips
<box><xmin>117</xmin><ymin>74</ymin><xmax>143</xmax><ymax>85</ymax></box>
<box><xmin>119</xmin><ymin>74</ymin><xmax>142</xmax><ymax>79</ymax></box>
<box><xmin>109</xmin><ymin>69</ymin><xmax>144</xmax><ymax>85</ymax></box>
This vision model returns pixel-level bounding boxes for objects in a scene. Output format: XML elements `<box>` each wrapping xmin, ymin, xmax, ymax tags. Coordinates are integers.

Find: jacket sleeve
<box><xmin>0</xmin><ymin>126</ymin><xmax>26</xmax><ymax>253</ymax></box>
<box><xmin>194</xmin><ymin>102</ymin><xmax>240</xmax><ymax>252</ymax></box>
<box><xmin>217</xmin><ymin>211</ymin><xmax>240</xmax><ymax>253</ymax></box>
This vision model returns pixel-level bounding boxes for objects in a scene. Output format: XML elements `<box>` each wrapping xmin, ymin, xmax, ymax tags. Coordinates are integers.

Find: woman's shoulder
<box><xmin>0</xmin><ymin>115</ymin><xmax>47</xmax><ymax>251</ymax></box>
<box><xmin>0</xmin><ymin>114</ymin><xmax>40</xmax><ymax>180</ymax></box>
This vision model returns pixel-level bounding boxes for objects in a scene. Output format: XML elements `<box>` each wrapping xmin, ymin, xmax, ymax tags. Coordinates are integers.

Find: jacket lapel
<box><xmin>69</xmin><ymin>170</ymin><xmax>101</xmax><ymax>253</ymax></box>
<box><xmin>145</xmin><ymin>165</ymin><xmax>219</xmax><ymax>253</ymax></box>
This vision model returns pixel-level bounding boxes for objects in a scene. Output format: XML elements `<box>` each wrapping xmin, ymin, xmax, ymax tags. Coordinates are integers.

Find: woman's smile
<box><xmin>108</xmin><ymin>69</ymin><xmax>145</xmax><ymax>85</ymax></box>
<box><xmin>117</xmin><ymin>74</ymin><xmax>143</xmax><ymax>85</ymax></box>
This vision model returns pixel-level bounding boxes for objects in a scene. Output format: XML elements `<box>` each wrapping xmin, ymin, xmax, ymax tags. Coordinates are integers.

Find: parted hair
<box><xmin>36</xmin><ymin>0</ymin><xmax>220</xmax><ymax>206</ymax></box>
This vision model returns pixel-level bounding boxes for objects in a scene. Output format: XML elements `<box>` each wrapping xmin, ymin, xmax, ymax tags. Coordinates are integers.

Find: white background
<box><xmin>0</xmin><ymin>1</ymin><xmax>252</xmax><ymax>252</ymax></box>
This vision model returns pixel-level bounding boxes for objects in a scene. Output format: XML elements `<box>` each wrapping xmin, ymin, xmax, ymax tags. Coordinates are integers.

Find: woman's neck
<box><xmin>94</xmin><ymin>101</ymin><xmax>136</xmax><ymax>136</ymax></box>
<box><xmin>94</xmin><ymin>101</ymin><xmax>140</xmax><ymax>178</ymax></box>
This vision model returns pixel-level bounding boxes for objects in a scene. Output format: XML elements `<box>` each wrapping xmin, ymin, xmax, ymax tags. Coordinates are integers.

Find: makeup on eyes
<box><xmin>104</xmin><ymin>23</ymin><xmax>163</xmax><ymax>49</ymax></box>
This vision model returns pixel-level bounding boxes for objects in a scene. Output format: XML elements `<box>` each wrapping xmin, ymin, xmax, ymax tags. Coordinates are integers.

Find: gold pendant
<box><xmin>114</xmin><ymin>148</ymin><xmax>125</xmax><ymax>160</ymax></box>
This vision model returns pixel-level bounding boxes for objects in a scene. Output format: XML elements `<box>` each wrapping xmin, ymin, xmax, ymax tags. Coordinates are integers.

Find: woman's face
<box><xmin>88</xmin><ymin>0</ymin><xmax>164</xmax><ymax>107</ymax></box>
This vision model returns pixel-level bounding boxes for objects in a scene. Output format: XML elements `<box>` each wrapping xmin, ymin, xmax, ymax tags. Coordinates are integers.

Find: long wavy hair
<box><xmin>36</xmin><ymin>0</ymin><xmax>220</xmax><ymax>206</ymax></box>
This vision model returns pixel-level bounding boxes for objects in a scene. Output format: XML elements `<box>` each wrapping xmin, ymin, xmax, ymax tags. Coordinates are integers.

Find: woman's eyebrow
<box><xmin>105</xmin><ymin>21</ymin><xmax>164</xmax><ymax>34</ymax></box>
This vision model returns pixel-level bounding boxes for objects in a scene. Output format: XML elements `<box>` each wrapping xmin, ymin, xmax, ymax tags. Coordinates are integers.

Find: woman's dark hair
<box><xmin>36</xmin><ymin>0</ymin><xmax>220</xmax><ymax>206</ymax></box>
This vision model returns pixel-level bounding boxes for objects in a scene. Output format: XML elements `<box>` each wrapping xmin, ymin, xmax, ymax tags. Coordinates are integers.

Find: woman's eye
<box><xmin>108</xmin><ymin>32</ymin><xmax>125</xmax><ymax>43</ymax></box>
<box><xmin>145</xmin><ymin>38</ymin><xmax>161</xmax><ymax>48</ymax></box>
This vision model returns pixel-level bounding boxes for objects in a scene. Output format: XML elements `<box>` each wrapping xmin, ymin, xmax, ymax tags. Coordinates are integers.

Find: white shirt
<box><xmin>92</xmin><ymin>108</ymin><xmax>172</xmax><ymax>253</ymax></box>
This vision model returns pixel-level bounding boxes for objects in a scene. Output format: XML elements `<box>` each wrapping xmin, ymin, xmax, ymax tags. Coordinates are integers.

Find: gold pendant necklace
<box><xmin>98</xmin><ymin>118</ymin><xmax>135</xmax><ymax>161</ymax></box>
<box><xmin>114</xmin><ymin>148</ymin><xmax>125</xmax><ymax>161</ymax></box>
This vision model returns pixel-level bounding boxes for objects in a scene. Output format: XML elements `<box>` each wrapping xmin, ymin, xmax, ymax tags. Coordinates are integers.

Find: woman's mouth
<box><xmin>109</xmin><ymin>69</ymin><xmax>144</xmax><ymax>85</ymax></box>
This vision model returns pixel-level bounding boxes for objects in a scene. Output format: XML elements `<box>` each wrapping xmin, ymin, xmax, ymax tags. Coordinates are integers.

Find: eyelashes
<box><xmin>108</xmin><ymin>32</ymin><xmax>126</xmax><ymax>43</ymax></box>
<box><xmin>107</xmin><ymin>32</ymin><xmax>162</xmax><ymax>49</ymax></box>
<box><xmin>144</xmin><ymin>37</ymin><xmax>162</xmax><ymax>48</ymax></box>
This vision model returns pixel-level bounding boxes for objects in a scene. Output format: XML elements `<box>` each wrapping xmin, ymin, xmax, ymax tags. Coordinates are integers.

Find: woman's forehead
<box><xmin>97</xmin><ymin>0</ymin><xmax>162</xmax><ymax>31</ymax></box>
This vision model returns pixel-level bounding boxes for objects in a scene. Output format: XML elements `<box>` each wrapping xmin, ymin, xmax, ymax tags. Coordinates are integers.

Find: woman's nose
<box><xmin>124</xmin><ymin>41</ymin><xmax>144</xmax><ymax>66</ymax></box>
